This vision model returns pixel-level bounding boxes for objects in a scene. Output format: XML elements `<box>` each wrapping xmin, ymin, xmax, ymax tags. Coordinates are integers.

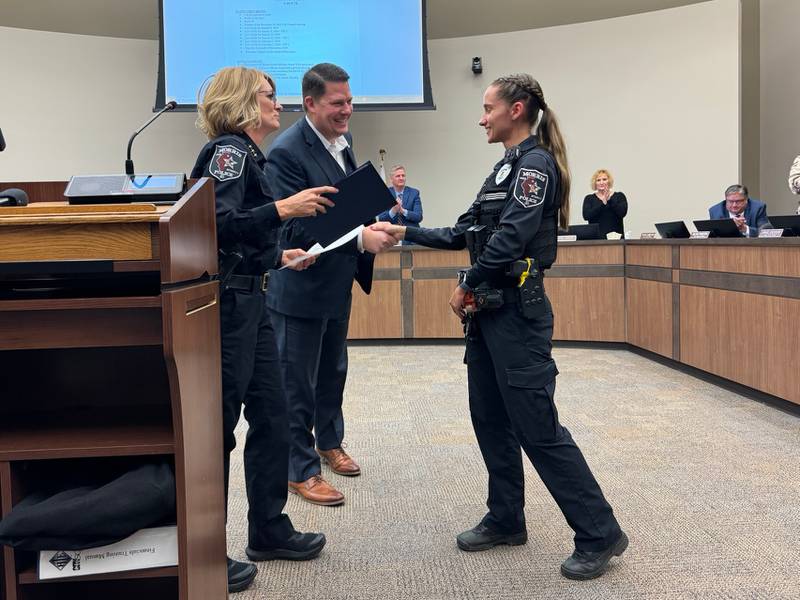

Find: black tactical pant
<box><xmin>220</xmin><ymin>288</ymin><xmax>294</xmax><ymax>549</ymax></box>
<box><xmin>465</xmin><ymin>296</ymin><xmax>621</xmax><ymax>552</ymax></box>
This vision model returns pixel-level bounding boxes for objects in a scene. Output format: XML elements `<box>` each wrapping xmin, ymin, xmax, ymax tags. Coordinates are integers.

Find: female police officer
<box><xmin>192</xmin><ymin>66</ymin><xmax>336</xmax><ymax>592</ymax></box>
<box><xmin>371</xmin><ymin>74</ymin><xmax>627</xmax><ymax>580</ymax></box>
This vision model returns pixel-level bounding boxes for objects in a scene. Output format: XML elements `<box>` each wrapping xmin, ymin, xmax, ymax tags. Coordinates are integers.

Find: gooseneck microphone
<box><xmin>125</xmin><ymin>100</ymin><xmax>177</xmax><ymax>177</ymax></box>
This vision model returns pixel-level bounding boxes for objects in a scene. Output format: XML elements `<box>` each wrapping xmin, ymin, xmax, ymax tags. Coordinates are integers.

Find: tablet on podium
<box><xmin>300</xmin><ymin>161</ymin><xmax>395</xmax><ymax>247</ymax></box>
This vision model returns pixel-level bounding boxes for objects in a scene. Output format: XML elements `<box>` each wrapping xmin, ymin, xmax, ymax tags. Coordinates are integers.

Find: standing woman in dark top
<box><xmin>582</xmin><ymin>169</ymin><xmax>627</xmax><ymax>237</ymax></box>
<box><xmin>370</xmin><ymin>74</ymin><xmax>626</xmax><ymax>580</ymax></box>
<box><xmin>191</xmin><ymin>66</ymin><xmax>336</xmax><ymax>593</ymax></box>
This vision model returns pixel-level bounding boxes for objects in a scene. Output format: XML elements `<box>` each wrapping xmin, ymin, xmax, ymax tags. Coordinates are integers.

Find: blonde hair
<box><xmin>590</xmin><ymin>169</ymin><xmax>614</xmax><ymax>190</ymax></box>
<box><xmin>491</xmin><ymin>74</ymin><xmax>571</xmax><ymax>229</ymax></box>
<box><xmin>390</xmin><ymin>165</ymin><xmax>405</xmax><ymax>175</ymax></box>
<box><xmin>196</xmin><ymin>67</ymin><xmax>275</xmax><ymax>139</ymax></box>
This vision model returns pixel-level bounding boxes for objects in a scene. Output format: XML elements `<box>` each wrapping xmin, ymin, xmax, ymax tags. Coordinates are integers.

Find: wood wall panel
<box><xmin>548</xmin><ymin>277</ymin><xmax>625</xmax><ymax>341</ymax></box>
<box><xmin>348</xmin><ymin>281</ymin><xmax>402</xmax><ymax>339</ymax></box>
<box><xmin>680</xmin><ymin>246</ymin><xmax>800</xmax><ymax>277</ymax></box>
<box><xmin>554</xmin><ymin>244</ymin><xmax>624</xmax><ymax>265</ymax></box>
<box><xmin>413</xmin><ymin>279</ymin><xmax>463</xmax><ymax>338</ymax></box>
<box><xmin>374</xmin><ymin>251</ymin><xmax>401</xmax><ymax>268</ymax></box>
<box><xmin>626</xmin><ymin>244</ymin><xmax>672</xmax><ymax>268</ymax></box>
<box><xmin>626</xmin><ymin>278</ymin><xmax>672</xmax><ymax>357</ymax></box>
<box><xmin>680</xmin><ymin>286</ymin><xmax>800</xmax><ymax>404</ymax></box>
<box><xmin>411</xmin><ymin>249</ymin><xmax>469</xmax><ymax>268</ymax></box>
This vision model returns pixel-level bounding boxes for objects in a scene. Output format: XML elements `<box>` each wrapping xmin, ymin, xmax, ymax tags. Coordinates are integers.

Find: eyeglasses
<box><xmin>257</xmin><ymin>90</ymin><xmax>278</xmax><ymax>105</ymax></box>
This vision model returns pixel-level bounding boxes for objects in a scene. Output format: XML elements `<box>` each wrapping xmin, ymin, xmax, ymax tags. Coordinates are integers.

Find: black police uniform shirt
<box><xmin>404</xmin><ymin>135</ymin><xmax>559</xmax><ymax>289</ymax></box>
<box><xmin>190</xmin><ymin>132</ymin><xmax>283</xmax><ymax>276</ymax></box>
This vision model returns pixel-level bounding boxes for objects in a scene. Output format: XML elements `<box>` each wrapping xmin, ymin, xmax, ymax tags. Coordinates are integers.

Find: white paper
<box><xmin>279</xmin><ymin>225</ymin><xmax>363</xmax><ymax>270</ymax></box>
<box><xmin>38</xmin><ymin>526</ymin><xmax>178</xmax><ymax>580</ymax></box>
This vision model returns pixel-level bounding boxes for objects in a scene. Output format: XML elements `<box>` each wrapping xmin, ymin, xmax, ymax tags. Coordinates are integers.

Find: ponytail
<box><xmin>538</xmin><ymin>107</ymin><xmax>571</xmax><ymax>229</ymax></box>
<box><xmin>491</xmin><ymin>74</ymin><xmax>571</xmax><ymax>229</ymax></box>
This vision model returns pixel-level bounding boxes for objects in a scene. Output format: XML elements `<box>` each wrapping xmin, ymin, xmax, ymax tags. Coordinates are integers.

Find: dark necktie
<box><xmin>396</xmin><ymin>192</ymin><xmax>405</xmax><ymax>225</ymax></box>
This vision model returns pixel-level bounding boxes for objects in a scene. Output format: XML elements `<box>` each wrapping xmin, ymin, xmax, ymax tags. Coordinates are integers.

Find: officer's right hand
<box><xmin>276</xmin><ymin>186</ymin><xmax>336</xmax><ymax>220</ymax></box>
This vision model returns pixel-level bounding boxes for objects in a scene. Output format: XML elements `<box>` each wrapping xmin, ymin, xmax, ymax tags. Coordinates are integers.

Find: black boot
<box><xmin>456</xmin><ymin>523</ymin><xmax>528</xmax><ymax>552</ymax></box>
<box><xmin>227</xmin><ymin>556</ymin><xmax>257</xmax><ymax>593</ymax></box>
<box><xmin>246</xmin><ymin>531</ymin><xmax>326</xmax><ymax>561</ymax></box>
<box><xmin>560</xmin><ymin>531</ymin><xmax>629</xmax><ymax>580</ymax></box>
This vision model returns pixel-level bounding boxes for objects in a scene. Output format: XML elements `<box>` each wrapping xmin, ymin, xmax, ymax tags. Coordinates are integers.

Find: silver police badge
<box><xmin>513</xmin><ymin>168</ymin><xmax>548</xmax><ymax>208</ymax></box>
<box><xmin>495</xmin><ymin>163</ymin><xmax>512</xmax><ymax>185</ymax></box>
<box><xmin>209</xmin><ymin>144</ymin><xmax>246</xmax><ymax>181</ymax></box>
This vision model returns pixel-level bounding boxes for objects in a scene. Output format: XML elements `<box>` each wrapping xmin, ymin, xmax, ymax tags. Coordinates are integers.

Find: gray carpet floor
<box><xmin>226</xmin><ymin>345</ymin><xmax>800</xmax><ymax>599</ymax></box>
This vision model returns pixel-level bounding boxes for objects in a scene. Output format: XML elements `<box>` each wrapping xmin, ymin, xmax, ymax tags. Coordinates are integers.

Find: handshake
<box><xmin>280</xmin><ymin>222</ymin><xmax>406</xmax><ymax>272</ymax></box>
<box><xmin>361</xmin><ymin>222</ymin><xmax>407</xmax><ymax>254</ymax></box>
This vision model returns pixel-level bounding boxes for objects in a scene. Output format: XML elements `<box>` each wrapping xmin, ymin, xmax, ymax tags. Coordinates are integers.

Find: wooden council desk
<box><xmin>348</xmin><ymin>240</ymin><xmax>800</xmax><ymax>407</ymax></box>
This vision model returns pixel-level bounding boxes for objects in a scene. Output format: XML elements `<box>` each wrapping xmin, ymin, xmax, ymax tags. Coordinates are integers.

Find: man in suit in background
<box><xmin>265</xmin><ymin>63</ymin><xmax>397</xmax><ymax>506</ymax></box>
<box><xmin>708</xmin><ymin>184</ymin><xmax>769</xmax><ymax>237</ymax></box>
<box><xmin>377</xmin><ymin>165</ymin><xmax>423</xmax><ymax>244</ymax></box>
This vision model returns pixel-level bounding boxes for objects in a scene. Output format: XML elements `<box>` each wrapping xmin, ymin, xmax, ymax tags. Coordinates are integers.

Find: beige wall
<box><xmin>759</xmin><ymin>0</ymin><xmax>800</xmax><ymax>216</ymax></box>
<box><xmin>1</xmin><ymin>1</ymin><xmax>739</xmax><ymax>235</ymax></box>
<box><xmin>352</xmin><ymin>0</ymin><xmax>739</xmax><ymax>233</ymax></box>
<box><xmin>0</xmin><ymin>27</ymin><xmax>205</xmax><ymax>180</ymax></box>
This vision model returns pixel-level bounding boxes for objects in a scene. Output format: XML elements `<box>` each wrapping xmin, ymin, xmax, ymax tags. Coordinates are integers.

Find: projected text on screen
<box><xmin>160</xmin><ymin>0</ymin><xmax>431</xmax><ymax>109</ymax></box>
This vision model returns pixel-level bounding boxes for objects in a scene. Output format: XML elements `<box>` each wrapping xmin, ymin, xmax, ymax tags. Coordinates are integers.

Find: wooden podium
<box><xmin>0</xmin><ymin>180</ymin><xmax>227</xmax><ymax>599</ymax></box>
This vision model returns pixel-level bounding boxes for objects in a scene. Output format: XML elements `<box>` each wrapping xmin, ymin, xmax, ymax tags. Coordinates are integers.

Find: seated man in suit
<box><xmin>377</xmin><ymin>165</ymin><xmax>423</xmax><ymax>244</ymax></box>
<box><xmin>708</xmin><ymin>184</ymin><xmax>769</xmax><ymax>237</ymax></box>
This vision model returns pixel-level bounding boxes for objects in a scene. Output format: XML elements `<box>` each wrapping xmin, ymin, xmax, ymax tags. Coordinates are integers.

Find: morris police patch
<box><xmin>513</xmin><ymin>168</ymin><xmax>548</xmax><ymax>208</ymax></box>
<box><xmin>209</xmin><ymin>144</ymin><xmax>245</xmax><ymax>181</ymax></box>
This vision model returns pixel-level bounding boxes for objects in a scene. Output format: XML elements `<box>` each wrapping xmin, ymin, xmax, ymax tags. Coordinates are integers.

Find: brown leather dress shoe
<box><xmin>317</xmin><ymin>447</ymin><xmax>361</xmax><ymax>476</ymax></box>
<box><xmin>288</xmin><ymin>474</ymin><xmax>345</xmax><ymax>506</ymax></box>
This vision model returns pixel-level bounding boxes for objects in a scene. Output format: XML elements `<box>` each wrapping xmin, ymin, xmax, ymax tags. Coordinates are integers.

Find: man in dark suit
<box><xmin>265</xmin><ymin>63</ymin><xmax>397</xmax><ymax>506</ymax></box>
<box><xmin>377</xmin><ymin>165</ymin><xmax>423</xmax><ymax>245</ymax></box>
<box><xmin>708</xmin><ymin>184</ymin><xmax>769</xmax><ymax>237</ymax></box>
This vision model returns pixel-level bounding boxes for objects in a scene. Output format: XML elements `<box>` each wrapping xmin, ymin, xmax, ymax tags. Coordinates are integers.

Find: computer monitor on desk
<box><xmin>655</xmin><ymin>221</ymin><xmax>690</xmax><ymax>239</ymax></box>
<box><xmin>767</xmin><ymin>215</ymin><xmax>800</xmax><ymax>236</ymax></box>
<box><xmin>567</xmin><ymin>224</ymin><xmax>603</xmax><ymax>240</ymax></box>
<box><xmin>692</xmin><ymin>218</ymin><xmax>741</xmax><ymax>238</ymax></box>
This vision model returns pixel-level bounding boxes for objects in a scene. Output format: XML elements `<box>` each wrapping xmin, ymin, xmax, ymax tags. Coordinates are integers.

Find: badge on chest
<box><xmin>495</xmin><ymin>163</ymin><xmax>512</xmax><ymax>185</ymax></box>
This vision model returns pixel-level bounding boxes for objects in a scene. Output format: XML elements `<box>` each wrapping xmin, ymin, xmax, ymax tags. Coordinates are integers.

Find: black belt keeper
<box><xmin>225</xmin><ymin>273</ymin><xmax>269</xmax><ymax>294</ymax></box>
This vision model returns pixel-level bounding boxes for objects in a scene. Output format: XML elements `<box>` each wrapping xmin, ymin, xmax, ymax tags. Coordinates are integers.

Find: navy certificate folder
<box><xmin>301</xmin><ymin>161</ymin><xmax>396</xmax><ymax>247</ymax></box>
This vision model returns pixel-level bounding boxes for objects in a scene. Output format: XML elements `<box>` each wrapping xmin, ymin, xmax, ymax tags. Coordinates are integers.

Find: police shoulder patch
<box><xmin>513</xmin><ymin>168</ymin><xmax>548</xmax><ymax>208</ymax></box>
<box><xmin>209</xmin><ymin>144</ymin><xmax>246</xmax><ymax>181</ymax></box>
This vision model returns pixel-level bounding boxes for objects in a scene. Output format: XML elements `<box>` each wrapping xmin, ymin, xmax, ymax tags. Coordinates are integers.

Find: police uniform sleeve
<box><xmin>403</xmin><ymin>207</ymin><xmax>472</xmax><ymax>249</ymax></box>
<box><xmin>463</xmin><ymin>152</ymin><xmax>554</xmax><ymax>289</ymax></box>
<box><xmin>201</xmin><ymin>142</ymin><xmax>280</xmax><ymax>248</ymax></box>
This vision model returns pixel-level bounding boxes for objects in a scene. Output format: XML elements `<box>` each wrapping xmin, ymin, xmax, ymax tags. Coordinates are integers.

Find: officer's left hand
<box><xmin>281</xmin><ymin>248</ymin><xmax>316</xmax><ymax>271</ymax></box>
<box><xmin>449</xmin><ymin>286</ymin><xmax>467</xmax><ymax>320</ymax></box>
